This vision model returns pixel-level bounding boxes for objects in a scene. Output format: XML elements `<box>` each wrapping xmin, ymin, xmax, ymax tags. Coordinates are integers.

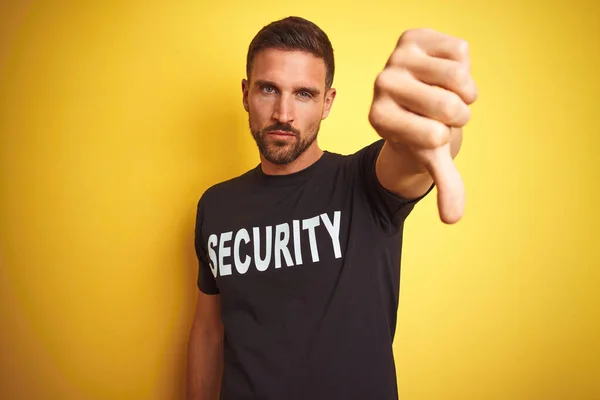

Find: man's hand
<box><xmin>369</xmin><ymin>28</ymin><xmax>478</xmax><ymax>224</ymax></box>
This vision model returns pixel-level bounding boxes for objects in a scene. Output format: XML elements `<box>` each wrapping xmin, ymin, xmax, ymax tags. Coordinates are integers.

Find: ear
<box><xmin>321</xmin><ymin>87</ymin><xmax>337</xmax><ymax>120</ymax></box>
<box><xmin>242</xmin><ymin>78</ymin><xmax>250</xmax><ymax>112</ymax></box>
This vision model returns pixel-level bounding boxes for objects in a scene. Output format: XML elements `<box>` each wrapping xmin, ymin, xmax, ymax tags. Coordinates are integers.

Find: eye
<box><xmin>298</xmin><ymin>91</ymin><xmax>312</xmax><ymax>98</ymax></box>
<box><xmin>261</xmin><ymin>85</ymin><xmax>276</xmax><ymax>94</ymax></box>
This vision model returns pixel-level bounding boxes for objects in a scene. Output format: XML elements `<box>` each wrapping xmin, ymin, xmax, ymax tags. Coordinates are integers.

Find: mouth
<box><xmin>267</xmin><ymin>130</ymin><xmax>296</xmax><ymax>138</ymax></box>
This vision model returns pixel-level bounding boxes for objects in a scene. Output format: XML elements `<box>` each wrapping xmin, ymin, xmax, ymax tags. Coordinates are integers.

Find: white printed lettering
<box><xmin>293</xmin><ymin>219</ymin><xmax>302</xmax><ymax>265</ymax></box>
<box><xmin>207</xmin><ymin>234</ymin><xmax>218</xmax><ymax>278</ymax></box>
<box><xmin>253</xmin><ymin>226</ymin><xmax>272</xmax><ymax>272</ymax></box>
<box><xmin>302</xmin><ymin>216</ymin><xmax>321</xmax><ymax>262</ymax></box>
<box><xmin>205</xmin><ymin>211</ymin><xmax>344</xmax><ymax>278</ymax></box>
<box><xmin>274</xmin><ymin>223</ymin><xmax>294</xmax><ymax>268</ymax></box>
<box><xmin>218</xmin><ymin>231</ymin><xmax>233</xmax><ymax>276</ymax></box>
<box><xmin>321</xmin><ymin>211</ymin><xmax>342</xmax><ymax>259</ymax></box>
<box><xmin>234</xmin><ymin>228</ymin><xmax>251</xmax><ymax>274</ymax></box>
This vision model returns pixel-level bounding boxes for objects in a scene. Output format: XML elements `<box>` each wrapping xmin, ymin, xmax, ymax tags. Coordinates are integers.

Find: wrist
<box><xmin>384</xmin><ymin>140</ymin><xmax>429</xmax><ymax>175</ymax></box>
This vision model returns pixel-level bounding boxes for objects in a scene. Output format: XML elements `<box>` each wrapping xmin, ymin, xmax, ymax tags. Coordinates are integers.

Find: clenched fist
<box><xmin>369</xmin><ymin>28</ymin><xmax>478</xmax><ymax>224</ymax></box>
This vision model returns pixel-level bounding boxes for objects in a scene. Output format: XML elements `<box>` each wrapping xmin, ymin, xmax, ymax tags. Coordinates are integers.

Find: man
<box><xmin>187</xmin><ymin>16</ymin><xmax>477</xmax><ymax>400</ymax></box>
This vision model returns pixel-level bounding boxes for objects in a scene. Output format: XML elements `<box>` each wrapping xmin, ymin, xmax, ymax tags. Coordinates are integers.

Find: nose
<box><xmin>272</xmin><ymin>94</ymin><xmax>294</xmax><ymax>124</ymax></box>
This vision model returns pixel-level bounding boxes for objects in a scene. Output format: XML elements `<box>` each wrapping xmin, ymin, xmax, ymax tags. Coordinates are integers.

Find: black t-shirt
<box><xmin>194</xmin><ymin>139</ymin><xmax>433</xmax><ymax>400</ymax></box>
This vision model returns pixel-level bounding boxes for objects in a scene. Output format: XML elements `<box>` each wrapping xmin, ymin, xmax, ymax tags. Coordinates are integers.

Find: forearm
<box><xmin>376</xmin><ymin>128</ymin><xmax>463</xmax><ymax>200</ymax></box>
<box><xmin>186</xmin><ymin>328</ymin><xmax>224</xmax><ymax>400</ymax></box>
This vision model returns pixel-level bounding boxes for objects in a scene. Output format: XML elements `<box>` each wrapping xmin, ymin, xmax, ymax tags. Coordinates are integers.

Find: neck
<box><xmin>259</xmin><ymin>141</ymin><xmax>324</xmax><ymax>176</ymax></box>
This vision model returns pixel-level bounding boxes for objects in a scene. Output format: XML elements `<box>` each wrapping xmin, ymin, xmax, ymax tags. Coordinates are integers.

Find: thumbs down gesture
<box><xmin>369</xmin><ymin>28</ymin><xmax>478</xmax><ymax>224</ymax></box>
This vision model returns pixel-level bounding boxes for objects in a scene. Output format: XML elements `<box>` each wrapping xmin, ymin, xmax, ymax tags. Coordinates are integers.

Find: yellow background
<box><xmin>1</xmin><ymin>1</ymin><xmax>598</xmax><ymax>399</ymax></box>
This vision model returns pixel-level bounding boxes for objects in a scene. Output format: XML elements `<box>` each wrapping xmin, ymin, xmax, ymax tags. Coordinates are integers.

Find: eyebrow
<box><xmin>254</xmin><ymin>79</ymin><xmax>321</xmax><ymax>97</ymax></box>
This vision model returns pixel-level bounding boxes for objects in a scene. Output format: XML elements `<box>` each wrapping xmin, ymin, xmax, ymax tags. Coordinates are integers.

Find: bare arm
<box><xmin>368</xmin><ymin>28</ymin><xmax>478</xmax><ymax>224</ymax></box>
<box><xmin>186</xmin><ymin>290</ymin><xmax>224</xmax><ymax>400</ymax></box>
<box><xmin>375</xmin><ymin>128</ymin><xmax>463</xmax><ymax>201</ymax></box>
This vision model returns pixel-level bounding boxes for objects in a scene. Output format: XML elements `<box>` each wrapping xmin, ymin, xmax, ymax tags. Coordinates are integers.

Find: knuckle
<box><xmin>374</xmin><ymin>68</ymin><xmax>408</xmax><ymax>93</ymax></box>
<box><xmin>466</xmin><ymin>82</ymin><xmax>479</xmax><ymax>104</ymax></box>
<box><xmin>446</xmin><ymin>64</ymin><xmax>478</xmax><ymax>105</ymax></box>
<box><xmin>368</xmin><ymin>100</ymin><xmax>388</xmax><ymax>131</ymax></box>
<box><xmin>388</xmin><ymin>48</ymin><xmax>404</xmax><ymax>67</ymax></box>
<box><xmin>368</xmin><ymin>104</ymin><xmax>382</xmax><ymax>129</ymax></box>
<box><xmin>404</xmin><ymin>42</ymin><xmax>421</xmax><ymax>62</ymax></box>
<box><xmin>374</xmin><ymin>69</ymin><xmax>392</xmax><ymax>92</ymax></box>
<box><xmin>424</xmin><ymin>123</ymin><xmax>449</xmax><ymax>148</ymax></box>
<box><xmin>436</xmin><ymin>93</ymin><xmax>462</xmax><ymax>122</ymax></box>
<box><xmin>456</xmin><ymin>104</ymin><xmax>472</xmax><ymax>126</ymax></box>
<box><xmin>447</xmin><ymin>64</ymin><xmax>469</xmax><ymax>88</ymax></box>
<box><xmin>397</xmin><ymin>28</ymin><xmax>426</xmax><ymax>46</ymax></box>
<box><xmin>397</xmin><ymin>29</ymin><xmax>415</xmax><ymax>46</ymax></box>
<box><xmin>389</xmin><ymin>42</ymin><xmax>419</xmax><ymax>68</ymax></box>
<box><xmin>369</xmin><ymin>99</ymin><xmax>398</xmax><ymax>138</ymax></box>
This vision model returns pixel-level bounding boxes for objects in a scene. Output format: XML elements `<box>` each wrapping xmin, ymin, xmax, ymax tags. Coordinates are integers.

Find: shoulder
<box><xmin>327</xmin><ymin>139</ymin><xmax>385</xmax><ymax>162</ymax></box>
<box><xmin>196</xmin><ymin>167</ymin><xmax>258</xmax><ymax>208</ymax></box>
<box><xmin>320</xmin><ymin>139</ymin><xmax>385</xmax><ymax>167</ymax></box>
<box><xmin>348</xmin><ymin>139</ymin><xmax>386</xmax><ymax>161</ymax></box>
<box><xmin>324</xmin><ymin>139</ymin><xmax>386</xmax><ymax>177</ymax></box>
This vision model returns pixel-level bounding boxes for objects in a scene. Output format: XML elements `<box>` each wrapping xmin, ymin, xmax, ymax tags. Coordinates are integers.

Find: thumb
<box><xmin>424</xmin><ymin>144</ymin><xmax>465</xmax><ymax>224</ymax></box>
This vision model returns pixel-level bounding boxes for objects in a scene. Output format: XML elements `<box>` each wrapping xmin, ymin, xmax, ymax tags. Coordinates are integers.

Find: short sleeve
<box><xmin>194</xmin><ymin>196</ymin><xmax>220</xmax><ymax>295</ymax></box>
<box><xmin>351</xmin><ymin>139</ymin><xmax>434</xmax><ymax>229</ymax></box>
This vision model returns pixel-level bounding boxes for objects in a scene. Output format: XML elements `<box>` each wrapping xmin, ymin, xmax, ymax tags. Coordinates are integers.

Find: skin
<box><xmin>242</xmin><ymin>48</ymin><xmax>336</xmax><ymax>176</ymax></box>
<box><xmin>369</xmin><ymin>28</ymin><xmax>478</xmax><ymax>223</ymax></box>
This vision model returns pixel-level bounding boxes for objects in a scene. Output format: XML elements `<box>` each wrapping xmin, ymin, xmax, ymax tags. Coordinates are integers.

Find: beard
<box><xmin>250</xmin><ymin>118</ymin><xmax>320</xmax><ymax>165</ymax></box>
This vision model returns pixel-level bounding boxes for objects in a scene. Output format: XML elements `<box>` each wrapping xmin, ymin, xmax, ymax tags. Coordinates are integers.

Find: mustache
<box><xmin>263</xmin><ymin>123</ymin><xmax>300</xmax><ymax>136</ymax></box>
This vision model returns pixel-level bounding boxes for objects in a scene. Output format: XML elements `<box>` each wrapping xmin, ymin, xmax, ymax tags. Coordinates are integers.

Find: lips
<box><xmin>267</xmin><ymin>130</ymin><xmax>296</xmax><ymax>137</ymax></box>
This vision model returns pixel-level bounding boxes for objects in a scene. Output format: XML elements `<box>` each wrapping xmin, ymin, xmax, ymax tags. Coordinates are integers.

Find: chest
<box><xmin>201</xmin><ymin>176</ymin><xmax>364</xmax><ymax>296</ymax></box>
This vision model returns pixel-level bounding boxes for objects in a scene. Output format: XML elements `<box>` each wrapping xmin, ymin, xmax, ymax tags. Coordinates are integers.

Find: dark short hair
<box><xmin>246</xmin><ymin>16</ymin><xmax>335</xmax><ymax>89</ymax></box>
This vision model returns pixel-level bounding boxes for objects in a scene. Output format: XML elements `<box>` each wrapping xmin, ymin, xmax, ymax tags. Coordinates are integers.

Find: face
<box><xmin>242</xmin><ymin>49</ymin><xmax>336</xmax><ymax>165</ymax></box>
